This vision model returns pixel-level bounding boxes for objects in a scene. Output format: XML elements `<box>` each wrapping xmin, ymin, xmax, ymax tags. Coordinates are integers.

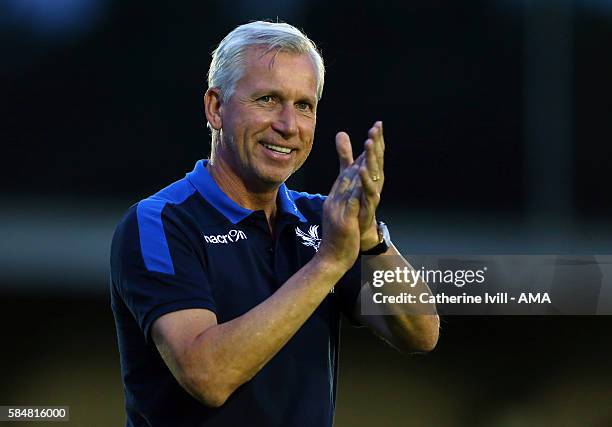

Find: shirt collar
<box><xmin>186</xmin><ymin>160</ymin><xmax>307</xmax><ymax>224</ymax></box>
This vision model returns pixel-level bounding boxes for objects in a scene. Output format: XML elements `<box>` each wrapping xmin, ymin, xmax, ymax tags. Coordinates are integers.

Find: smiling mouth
<box><xmin>261</xmin><ymin>142</ymin><xmax>293</xmax><ymax>154</ymax></box>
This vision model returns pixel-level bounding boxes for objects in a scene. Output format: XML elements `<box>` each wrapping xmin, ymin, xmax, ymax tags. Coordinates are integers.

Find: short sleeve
<box><xmin>110</xmin><ymin>202</ymin><xmax>217</xmax><ymax>344</ymax></box>
<box><xmin>333</xmin><ymin>256</ymin><xmax>364</xmax><ymax>327</ymax></box>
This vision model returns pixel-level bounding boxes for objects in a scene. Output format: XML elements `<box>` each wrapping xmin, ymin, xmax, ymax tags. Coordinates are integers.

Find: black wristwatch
<box><xmin>360</xmin><ymin>221</ymin><xmax>391</xmax><ymax>255</ymax></box>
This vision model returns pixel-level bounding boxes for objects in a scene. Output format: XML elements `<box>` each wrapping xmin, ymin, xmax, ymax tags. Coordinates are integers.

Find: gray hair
<box><xmin>208</xmin><ymin>21</ymin><xmax>325</xmax><ymax>103</ymax></box>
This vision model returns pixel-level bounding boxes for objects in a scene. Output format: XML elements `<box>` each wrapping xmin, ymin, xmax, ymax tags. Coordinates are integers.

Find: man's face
<box><xmin>215</xmin><ymin>47</ymin><xmax>318</xmax><ymax>188</ymax></box>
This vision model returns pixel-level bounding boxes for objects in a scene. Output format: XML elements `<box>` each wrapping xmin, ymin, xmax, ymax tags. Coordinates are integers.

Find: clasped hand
<box><xmin>318</xmin><ymin>121</ymin><xmax>385</xmax><ymax>268</ymax></box>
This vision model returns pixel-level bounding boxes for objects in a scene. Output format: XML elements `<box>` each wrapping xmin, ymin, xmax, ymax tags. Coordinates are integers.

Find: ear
<box><xmin>204</xmin><ymin>87</ymin><xmax>223</xmax><ymax>130</ymax></box>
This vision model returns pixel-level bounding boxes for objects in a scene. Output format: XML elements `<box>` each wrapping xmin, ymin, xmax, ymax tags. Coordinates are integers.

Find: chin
<box><xmin>254</xmin><ymin>168</ymin><xmax>291</xmax><ymax>187</ymax></box>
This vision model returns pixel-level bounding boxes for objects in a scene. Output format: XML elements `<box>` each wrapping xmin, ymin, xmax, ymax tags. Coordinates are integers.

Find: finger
<box><xmin>352</xmin><ymin>151</ymin><xmax>366</xmax><ymax>170</ymax></box>
<box><xmin>359</xmin><ymin>164</ymin><xmax>380</xmax><ymax>209</ymax></box>
<box><xmin>368</xmin><ymin>121</ymin><xmax>385</xmax><ymax>169</ymax></box>
<box><xmin>329</xmin><ymin>160</ymin><xmax>360</xmax><ymax>199</ymax></box>
<box><xmin>337</xmin><ymin>175</ymin><xmax>352</xmax><ymax>195</ymax></box>
<box><xmin>377</xmin><ymin>121</ymin><xmax>385</xmax><ymax>168</ymax></box>
<box><xmin>344</xmin><ymin>193</ymin><xmax>361</xmax><ymax>218</ymax></box>
<box><xmin>369</xmin><ymin>121</ymin><xmax>384</xmax><ymax>149</ymax></box>
<box><xmin>340</xmin><ymin>168</ymin><xmax>361</xmax><ymax>221</ymax></box>
<box><xmin>345</xmin><ymin>165</ymin><xmax>362</xmax><ymax>201</ymax></box>
<box><xmin>341</xmin><ymin>162</ymin><xmax>361</xmax><ymax>198</ymax></box>
<box><xmin>364</xmin><ymin>139</ymin><xmax>381</xmax><ymax>185</ymax></box>
<box><xmin>335</xmin><ymin>132</ymin><xmax>354</xmax><ymax>172</ymax></box>
<box><xmin>344</xmin><ymin>173</ymin><xmax>362</xmax><ymax>218</ymax></box>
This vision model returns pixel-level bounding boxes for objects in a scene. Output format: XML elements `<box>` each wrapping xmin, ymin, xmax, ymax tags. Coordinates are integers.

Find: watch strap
<box><xmin>360</xmin><ymin>221</ymin><xmax>390</xmax><ymax>255</ymax></box>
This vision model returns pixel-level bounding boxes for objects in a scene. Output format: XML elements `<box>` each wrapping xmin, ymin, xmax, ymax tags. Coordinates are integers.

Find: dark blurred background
<box><xmin>1</xmin><ymin>0</ymin><xmax>611</xmax><ymax>426</ymax></box>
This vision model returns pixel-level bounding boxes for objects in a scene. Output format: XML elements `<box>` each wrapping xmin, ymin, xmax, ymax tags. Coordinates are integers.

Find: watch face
<box><xmin>377</xmin><ymin>228</ymin><xmax>385</xmax><ymax>244</ymax></box>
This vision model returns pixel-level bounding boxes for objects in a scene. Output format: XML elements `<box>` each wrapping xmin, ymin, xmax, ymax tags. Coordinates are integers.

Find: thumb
<box><xmin>335</xmin><ymin>131</ymin><xmax>354</xmax><ymax>172</ymax></box>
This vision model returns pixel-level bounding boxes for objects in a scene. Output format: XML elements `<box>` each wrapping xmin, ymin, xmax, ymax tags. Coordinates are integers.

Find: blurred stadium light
<box><xmin>0</xmin><ymin>0</ymin><xmax>109</xmax><ymax>39</ymax></box>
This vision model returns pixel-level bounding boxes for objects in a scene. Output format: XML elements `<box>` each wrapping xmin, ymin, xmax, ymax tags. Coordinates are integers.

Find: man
<box><xmin>110</xmin><ymin>21</ymin><xmax>439</xmax><ymax>427</ymax></box>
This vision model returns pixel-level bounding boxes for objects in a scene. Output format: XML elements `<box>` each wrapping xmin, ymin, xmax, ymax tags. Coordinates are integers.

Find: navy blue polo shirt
<box><xmin>110</xmin><ymin>159</ymin><xmax>362</xmax><ymax>427</ymax></box>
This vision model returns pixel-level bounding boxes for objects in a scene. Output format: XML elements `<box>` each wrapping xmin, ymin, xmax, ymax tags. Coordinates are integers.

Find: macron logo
<box><xmin>203</xmin><ymin>229</ymin><xmax>247</xmax><ymax>244</ymax></box>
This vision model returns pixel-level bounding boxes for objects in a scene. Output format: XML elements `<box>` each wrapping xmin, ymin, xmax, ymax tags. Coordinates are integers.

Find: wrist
<box><xmin>360</xmin><ymin>222</ymin><xmax>379</xmax><ymax>251</ymax></box>
<box><xmin>313</xmin><ymin>247</ymin><xmax>355</xmax><ymax>276</ymax></box>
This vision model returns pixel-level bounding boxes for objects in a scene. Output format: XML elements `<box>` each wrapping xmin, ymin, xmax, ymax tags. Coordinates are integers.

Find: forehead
<box><xmin>235</xmin><ymin>47</ymin><xmax>318</xmax><ymax>98</ymax></box>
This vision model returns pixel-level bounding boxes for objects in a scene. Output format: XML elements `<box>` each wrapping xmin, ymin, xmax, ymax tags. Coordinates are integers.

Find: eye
<box><xmin>257</xmin><ymin>95</ymin><xmax>274</xmax><ymax>103</ymax></box>
<box><xmin>296</xmin><ymin>102</ymin><xmax>313</xmax><ymax>112</ymax></box>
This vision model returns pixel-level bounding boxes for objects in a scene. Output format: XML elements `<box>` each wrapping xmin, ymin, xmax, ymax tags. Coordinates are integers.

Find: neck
<box><xmin>206</xmin><ymin>157</ymin><xmax>279</xmax><ymax>227</ymax></box>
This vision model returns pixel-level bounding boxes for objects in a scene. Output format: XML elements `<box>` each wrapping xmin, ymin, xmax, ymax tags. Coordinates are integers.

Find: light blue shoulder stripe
<box><xmin>136</xmin><ymin>178</ymin><xmax>196</xmax><ymax>275</ymax></box>
<box><xmin>289</xmin><ymin>190</ymin><xmax>327</xmax><ymax>202</ymax></box>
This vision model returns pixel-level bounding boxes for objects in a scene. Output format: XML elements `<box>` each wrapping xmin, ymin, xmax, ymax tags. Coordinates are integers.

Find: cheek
<box><xmin>224</xmin><ymin>104</ymin><xmax>264</xmax><ymax>132</ymax></box>
<box><xmin>299</xmin><ymin>119</ymin><xmax>316</xmax><ymax>144</ymax></box>
<box><xmin>240</xmin><ymin>114</ymin><xmax>275</xmax><ymax>143</ymax></box>
<box><xmin>224</xmin><ymin>117</ymin><xmax>254</xmax><ymax>147</ymax></box>
<box><xmin>300</xmin><ymin>136</ymin><xmax>315</xmax><ymax>161</ymax></box>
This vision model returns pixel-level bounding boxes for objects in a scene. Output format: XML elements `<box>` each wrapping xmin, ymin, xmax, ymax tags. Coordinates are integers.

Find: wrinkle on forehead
<box><xmin>235</xmin><ymin>46</ymin><xmax>318</xmax><ymax>104</ymax></box>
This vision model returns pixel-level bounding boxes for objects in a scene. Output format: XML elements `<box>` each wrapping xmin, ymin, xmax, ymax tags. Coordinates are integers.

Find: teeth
<box><xmin>263</xmin><ymin>143</ymin><xmax>292</xmax><ymax>154</ymax></box>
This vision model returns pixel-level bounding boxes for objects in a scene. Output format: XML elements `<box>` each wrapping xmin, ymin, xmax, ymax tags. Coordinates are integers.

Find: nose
<box><xmin>272</xmin><ymin>104</ymin><xmax>298</xmax><ymax>139</ymax></box>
